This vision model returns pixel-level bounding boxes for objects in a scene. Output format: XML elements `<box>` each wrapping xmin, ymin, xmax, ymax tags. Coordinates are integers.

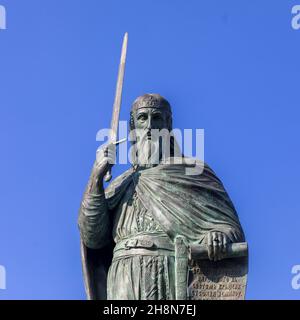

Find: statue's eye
<box><xmin>152</xmin><ymin>114</ymin><xmax>162</xmax><ymax>121</ymax></box>
<box><xmin>137</xmin><ymin>114</ymin><xmax>147</xmax><ymax>121</ymax></box>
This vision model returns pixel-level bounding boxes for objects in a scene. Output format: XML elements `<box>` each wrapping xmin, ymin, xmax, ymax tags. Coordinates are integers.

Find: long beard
<box><xmin>130</xmin><ymin>129</ymin><xmax>182</xmax><ymax>167</ymax></box>
<box><xmin>135</xmin><ymin>136</ymin><xmax>161</xmax><ymax>167</ymax></box>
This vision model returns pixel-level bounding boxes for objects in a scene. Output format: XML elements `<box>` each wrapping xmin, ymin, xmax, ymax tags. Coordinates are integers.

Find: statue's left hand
<box><xmin>205</xmin><ymin>231</ymin><xmax>230</xmax><ymax>262</ymax></box>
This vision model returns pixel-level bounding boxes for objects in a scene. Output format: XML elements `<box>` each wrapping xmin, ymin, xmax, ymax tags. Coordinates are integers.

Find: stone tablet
<box><xmin>188</xmin><ymin>257</ymin><xmax>248</xmax><ymax>300</ymax></box>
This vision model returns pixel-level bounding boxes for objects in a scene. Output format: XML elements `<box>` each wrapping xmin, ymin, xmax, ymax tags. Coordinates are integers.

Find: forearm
<box><xmin>78</xmin><ymin>173</ymin><xmax>111</xmax><ymax>249</ymax></box>
<box><xmin>85</xmin><ymin>164</ymin><xmax>105</xmax><ymax>195</ymax></box>
<box><xmin>202</xmin><ymin>226</ymin><xmax>245</xmax><ymax>245</ymax></box>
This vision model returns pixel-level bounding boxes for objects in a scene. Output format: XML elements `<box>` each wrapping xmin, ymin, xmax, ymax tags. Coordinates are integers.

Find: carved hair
<box><xmin>129</xmin><ymin>93</ymin><xmax>173</xmax><ymax>131</ymax></box>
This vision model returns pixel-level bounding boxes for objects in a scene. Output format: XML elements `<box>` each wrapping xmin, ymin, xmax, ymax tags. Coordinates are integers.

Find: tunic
<box><xmin>107</xmin><ymin>181</ymin><xmax>176</xmax><ymax>300</ymax></box>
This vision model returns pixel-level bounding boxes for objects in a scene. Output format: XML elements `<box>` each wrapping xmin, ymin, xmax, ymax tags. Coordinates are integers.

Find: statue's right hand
<box><xmin>92</xmin><ymin>143</ymin><xmax>116</xmax><ymax>180</ymax></box>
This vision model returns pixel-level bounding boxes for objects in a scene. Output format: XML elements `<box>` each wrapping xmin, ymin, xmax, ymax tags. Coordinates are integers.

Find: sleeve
<box><xmin>78</xmin><ymin>192</ymin><xmax>112</xmax><ymax>249</ymax></box>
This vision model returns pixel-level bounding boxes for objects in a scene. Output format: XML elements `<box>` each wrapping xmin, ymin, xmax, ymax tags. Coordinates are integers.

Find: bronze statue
<box><xmin>78</xmin><ymin>35</ymin><xmax>247</xmax><ymax>300</ymax></box>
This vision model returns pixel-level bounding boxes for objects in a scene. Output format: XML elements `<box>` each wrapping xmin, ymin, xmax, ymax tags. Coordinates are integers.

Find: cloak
<box><xmin>80</xmin><ymin>157</ymin><xmax>245</xmax><ymax>299</ymax></box>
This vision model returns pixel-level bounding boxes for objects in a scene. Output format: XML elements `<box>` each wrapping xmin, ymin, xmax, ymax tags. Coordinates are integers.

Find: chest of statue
<box><xmin>112</xmin><ymin>182</ymin><xmax>165</xmax><ymax>242</ymax></box>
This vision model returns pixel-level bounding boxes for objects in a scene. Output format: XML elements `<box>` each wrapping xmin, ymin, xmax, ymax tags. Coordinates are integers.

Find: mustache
<box><xmin>136</xmin><ymin>129</ymin><xmax>153</xmax><ymax>142</ymax></box>
<box><xmin>136</xmin><ymin>129</ymin><xmax>168</xmax><ymax>144</ymax></box>
<box><xmin>137</xmin><ymin>136</ymin><xmax>159</xmax><ymax>150</ymax></box>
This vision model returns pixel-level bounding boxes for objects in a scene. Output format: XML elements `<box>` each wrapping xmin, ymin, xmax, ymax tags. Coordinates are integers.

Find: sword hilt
<box><xmin>103</xmin><ymin>138</ymin><xmax>126</xmax><ymax>183</ymax></box>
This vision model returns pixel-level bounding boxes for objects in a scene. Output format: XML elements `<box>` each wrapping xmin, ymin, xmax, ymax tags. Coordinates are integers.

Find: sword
<box><xmin>104</xmin><ymin>32</ymin><xmax>128</xmax><ymax>182</ymax></box>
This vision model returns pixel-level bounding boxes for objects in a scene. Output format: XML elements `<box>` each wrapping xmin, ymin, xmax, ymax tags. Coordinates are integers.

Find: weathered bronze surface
<box><xmin>78</xmin><ymin>93</ymin><xmax>248</xmax><ymax>300</ymax></box>
<box><xmin>188</xmin><ymin>257</ymin><xmax>248</xmax><ymax>300</ymax></box>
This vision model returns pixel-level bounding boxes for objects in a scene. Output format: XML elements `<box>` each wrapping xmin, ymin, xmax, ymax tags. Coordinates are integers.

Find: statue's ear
<box><xmin>167</xmin><ymin>113</ymin><xmax>173</xmax><ymax>131</ymax></box>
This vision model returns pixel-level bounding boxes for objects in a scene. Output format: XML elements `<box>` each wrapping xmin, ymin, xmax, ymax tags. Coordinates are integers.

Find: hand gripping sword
<box><xmin>104</xmin><ymin>32</ymin><xmax>128</xmax><ymax>182</ymax></box>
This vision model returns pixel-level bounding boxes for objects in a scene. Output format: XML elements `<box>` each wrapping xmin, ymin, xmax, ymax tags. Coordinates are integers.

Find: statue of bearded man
<box><xmin>78</xmin><ymin>94</ymin><xmax>245</xmax><ymax>300</ymax></box>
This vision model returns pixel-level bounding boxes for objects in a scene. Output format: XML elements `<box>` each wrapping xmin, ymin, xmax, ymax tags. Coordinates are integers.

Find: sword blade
<box><xmin>103</xmin><ymin>33</ymin><xmax>128</xmax><ymax>182</ymax></box>
<box><xmin>109</xmin><ymin>32</ymin><xmax>128</xmax><ymax>143</ymax></box>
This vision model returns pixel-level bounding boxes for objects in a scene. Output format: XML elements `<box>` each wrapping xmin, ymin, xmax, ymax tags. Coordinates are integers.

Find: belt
<box><xmin>112</xmin><ymin>234</ymin><xmax>175</xmax><ymax>261</ymax></box>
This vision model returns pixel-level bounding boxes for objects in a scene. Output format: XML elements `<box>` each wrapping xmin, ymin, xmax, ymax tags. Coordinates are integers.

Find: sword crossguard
<box><xmin>104</xmin><ymin>170</ymin><xmax>112</xmax><ymax>182</ymax></box>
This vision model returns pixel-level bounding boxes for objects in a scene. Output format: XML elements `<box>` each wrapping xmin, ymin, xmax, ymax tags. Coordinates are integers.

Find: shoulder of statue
<box><xmin>104</xmin><ymin>167</ymin><xmax>134</xmax><ymax>199</ymax></box>
<box><xmin>159</xmin><ymin>156</ymin><xmax>211</xmax><ymax>171</ymax></box>
<box><xmin>156</xmin><ymin>156</ymin><xmax>222</xmax><ymax>184</ymax></box>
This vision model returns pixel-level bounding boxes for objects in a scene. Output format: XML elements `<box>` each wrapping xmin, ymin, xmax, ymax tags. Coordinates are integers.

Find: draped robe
<box><xmin>79</xmin><ymin>157</ymin><xmax>245</xmax><ymax>300</ymax></box>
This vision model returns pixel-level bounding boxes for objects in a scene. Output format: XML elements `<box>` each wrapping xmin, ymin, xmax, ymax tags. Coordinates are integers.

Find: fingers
<box><xmin>206</xmin><ymin>231</ymin><xmax>230</xmax><ymax>261</ymax></box>
<box><xmin>96</xmin><ymin>143</ymin><xmax>117</xmax><ymax>165</ymax></box>
<box><xmin>207</xmin><ymin>232</ymin><xmax>213</xmax><ymax>261</ymax></box>
<box><xmin>222</xmin><ymin>233</ymin><xmax>228</xmax><ymax>254</ymax></box>
<box><xmin>106</xmin><ymin>145</ymin><xmax>117</xmax><ymax>165</ymax></box>
<box><xmin>212</xmin><ymin>232</ymin><xmax>220</xmax><ymax>262</ymax></box>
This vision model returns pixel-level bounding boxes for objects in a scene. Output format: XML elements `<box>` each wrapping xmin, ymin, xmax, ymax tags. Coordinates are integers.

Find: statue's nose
<box><xmin>146</xmin><ymin>116</ymin><xmax>152</xmax><ymax>129</ymax></box>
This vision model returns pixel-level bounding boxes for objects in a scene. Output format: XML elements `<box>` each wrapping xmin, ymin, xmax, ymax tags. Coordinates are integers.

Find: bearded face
<box><xmin>130</xmin><ymin>107</ymin><xmax>171</xmax><ymax>167</ymax></box>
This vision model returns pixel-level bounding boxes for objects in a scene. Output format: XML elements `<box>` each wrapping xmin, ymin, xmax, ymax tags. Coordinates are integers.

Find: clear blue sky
<box><xmin>0</xmin><ymin>0</ymin><xmax>300</xmax><ymax>299</ymax></box>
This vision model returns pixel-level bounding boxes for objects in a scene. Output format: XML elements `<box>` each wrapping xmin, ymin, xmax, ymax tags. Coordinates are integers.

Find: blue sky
<box><xmin>0</xmin><ymin>0</ymin><xmax>300</xmax><ymax>299</ymax></box>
